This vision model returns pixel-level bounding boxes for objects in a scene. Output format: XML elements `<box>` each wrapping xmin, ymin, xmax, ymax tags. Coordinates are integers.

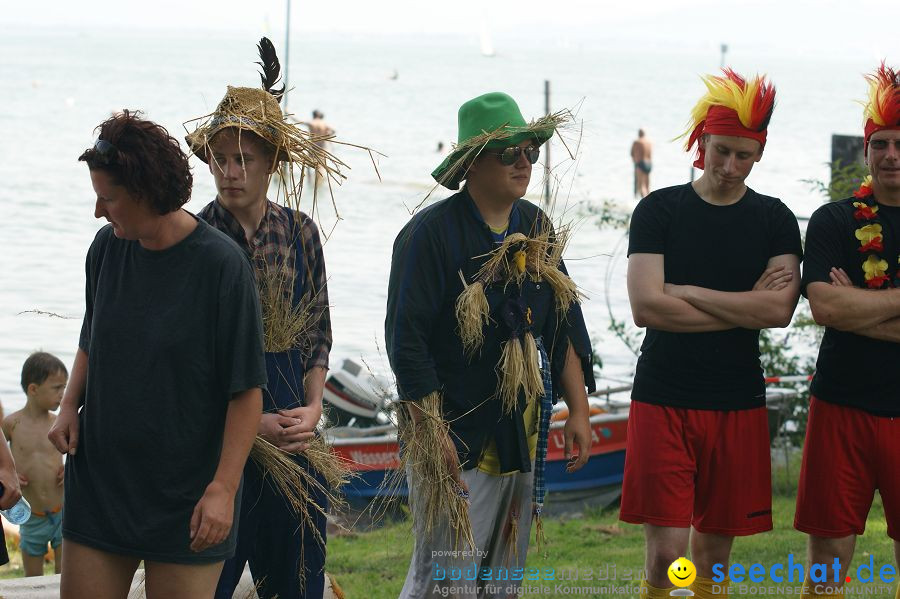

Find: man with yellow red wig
<box><xmin>622</xmin><ymin>69</ymin><xmax>803</xmax><ymax>598</ymax></box>
<box><xmin>796</xmin><ymin>63</ymin><xmax>900</xmax><ymax>599</ymax></box>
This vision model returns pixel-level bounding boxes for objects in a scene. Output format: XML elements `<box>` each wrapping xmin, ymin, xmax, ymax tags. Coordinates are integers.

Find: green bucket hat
<box><xmin>432</xmin><ymin>92</ymin><xmax>559</xmax><ymax>190</ymax></box>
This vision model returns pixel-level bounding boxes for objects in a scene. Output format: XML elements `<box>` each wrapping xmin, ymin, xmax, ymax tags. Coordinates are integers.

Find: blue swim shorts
<box><xmin>19</xmin><ymin>508</ymin><xmax>63</xmax><ymax>557</ymax></box>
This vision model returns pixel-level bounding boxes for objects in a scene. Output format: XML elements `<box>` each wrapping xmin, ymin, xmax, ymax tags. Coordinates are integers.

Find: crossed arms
<box><xmin>808</xmin><ymin>268</ymin><xmax>900</xmax><ymax>342</ymax></box>
<box><xmin>627</xmin><ymin>253</ymin><xmax>801</xmax><ymax>332</ymax></box>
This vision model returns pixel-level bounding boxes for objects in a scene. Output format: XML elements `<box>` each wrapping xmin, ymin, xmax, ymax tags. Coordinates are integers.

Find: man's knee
<box><xmin>808</xmin><ymin>534</ymin><xmax>856</xmax><ymax>563</ymax></box>
<box><xmin>691</xmin><ymin>533</ymin><xmax>735</xmax><ymax>575</ymax></box>
<box><xmin>646</xmin><ymin>545</ymin><xmax>684</xmax><ymax>579</ymax></box>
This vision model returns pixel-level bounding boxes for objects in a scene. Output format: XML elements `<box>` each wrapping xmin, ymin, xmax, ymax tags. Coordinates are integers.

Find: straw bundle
<box><xmin>249</xmin><ymin>438</ymin><xmax>330</xmax><ymax>534</ymax></box>
<box><xmin>459</xmin><ymin>227</ymin><xmax>583</xmax><ymax>340</ymax></box>
<box><xmin>395</xmin><ymin>393</ymin><xmax>475</xmax><ymax>552</ymax></box>
<box><xmin>496</xmin><ymin>334</ymin><xmax>543</xmax><ymax>416</ymax></box>
<box><xmin>507</xmin><ymin>508</ymin><xmax>521</xmax><ymax>565</ymax></box>
<box><xmin>531</xmin><ymin>228</ymin><xmax>581</xmax><ymax>317</ymax></box>
<box><xmin>257</xmin><ymin>258</ymin><xmax>316</xmax><ymax>354</ymax></box>
<box><xmin>247</xmin><ymin>354</ymin><xmax>353</xmax><ymax>522</ymax></box>
<box><xmin>478</xmin><ymin>233</ymin><xmax>530</xmax><ymax>284</ymax></box>
<box><xmin>455</xmin><ymin>278</ymin><xmax>490</xmax><ymax>356</ymax></box>
<box><xmin>328</xmin><ymin>574</ymin><xmax>346</xmax><ymax>599</ymax></box>
<box><xmin>245</xmin><ymin>433</ymin><xmax>352</xmax><ymax>592</ymax></box>
<box><xmin>249</xmin><ymin>437</ymin><xmax>341</xmax><ymax>591</ymax></box>
<box><xmin>304</xmin><ymin>434</ymin><xmax>352</xmax><ymax>495</ymax></box>
<box><xmin>454</xmin><ymin>223</ymin><xmax>581</xmax><ymax>414</ymax></box>
<box><xmin>533</xmin><ymin>508</ymin><xmax>548</xmax><ymax>558</ymax></box>
<box><xmin>454</xmin><ymin>233</ymin><xmax>529</xmax><ymax>356</ymax></box>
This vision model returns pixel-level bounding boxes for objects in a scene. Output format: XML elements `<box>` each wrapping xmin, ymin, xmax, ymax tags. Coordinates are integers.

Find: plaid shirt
<box><xmin>197</xmin><ymin>198</ymin><xmax>331</xmax><ymax>372</ymax></box>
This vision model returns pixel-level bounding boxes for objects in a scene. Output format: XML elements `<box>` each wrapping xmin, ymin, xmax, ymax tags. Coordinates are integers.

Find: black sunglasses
<box><xmin>489</xmin><ymin>145</ymin><xmax>540</xmax><ymax>166</ymax></box>
<box><xmin>93</xmin><ymin>139</ymin><xmax>118</xmax><ymax>165</ymax></box>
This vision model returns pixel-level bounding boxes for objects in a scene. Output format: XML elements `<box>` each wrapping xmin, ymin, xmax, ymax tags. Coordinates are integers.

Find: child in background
<box><xmin>3</xmin><ymin>352</ymin><xmax>67</xmax><ymax>576</ymax></box>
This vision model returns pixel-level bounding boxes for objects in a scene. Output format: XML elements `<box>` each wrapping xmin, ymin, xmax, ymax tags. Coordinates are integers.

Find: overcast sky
<box><xmin>4</xmin><ymin>0</ymin><xmax>899</xmax><ymax>60</ymax></box>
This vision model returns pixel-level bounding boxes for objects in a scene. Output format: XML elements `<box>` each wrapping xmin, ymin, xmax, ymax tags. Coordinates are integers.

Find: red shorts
<box><xmin>619</xmin><ymin>400</ymin><xmax>773</xmax><ymax>535</ymax></box>
<box><xmin>795</xmin><ymin>397</ymin><xmax>900</xmax><ymax>540</ymax></box>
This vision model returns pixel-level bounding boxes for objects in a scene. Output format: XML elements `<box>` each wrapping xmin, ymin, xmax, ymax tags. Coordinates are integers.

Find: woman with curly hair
<box><xmin>48</xmin><ymin>110</ymin><xmax>266</xmax><ymax>599</ymax></box>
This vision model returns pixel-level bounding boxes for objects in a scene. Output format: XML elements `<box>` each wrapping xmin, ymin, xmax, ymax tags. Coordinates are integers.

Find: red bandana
<box><xmin>864</xmin><ymin>120</ymin><xmax>900</xmax><ymax>155</ymax></box>
<box><xmin>692</xmin><ymin>106</ymin><xmax>769</xmax><ymax>169</ymax></box>
<box><xmin>681</xmin><ymin>69</ymin><xmax>776</xmax><ymax>170</ymax></box>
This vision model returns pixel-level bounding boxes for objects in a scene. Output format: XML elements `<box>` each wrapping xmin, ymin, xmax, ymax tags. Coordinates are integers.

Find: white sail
<box><xmin>479</xmin><ymin>19</ymin><xmax>495</xmax><ymax>57</ymax></box>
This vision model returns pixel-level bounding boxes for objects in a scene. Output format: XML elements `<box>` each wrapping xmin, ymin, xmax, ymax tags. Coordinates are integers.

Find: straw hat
<box><xmin>185</xmin><ymin>85</ymin><xmax>295</xmax><ymax>164</ymax></box>
<box><xmin>184</xmin><ymin>38</ymin><xmax>329</xmax><ymax>171</ymax></box>
<box><xmin>432</xmin><ymin>92</ymin><xmax>560</xmax><ymax>190</ymax></box>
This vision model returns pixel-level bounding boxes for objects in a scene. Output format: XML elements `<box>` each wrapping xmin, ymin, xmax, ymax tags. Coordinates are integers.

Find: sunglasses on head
<box><xmin>489</xmin><ymin>145</ymin><xmax>540</xmax><ymax>166</ymax></box>
<box><xmin>93</xmin><ymin>139</ymin><xmax>118</xmax><ymax>165</ymax></box>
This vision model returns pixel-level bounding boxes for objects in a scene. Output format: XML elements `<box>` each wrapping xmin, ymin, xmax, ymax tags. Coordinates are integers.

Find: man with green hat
<box><xmin>386</xmin><ymin>91</ymin><xmax>595</xmax><ymax>598</ymax></box>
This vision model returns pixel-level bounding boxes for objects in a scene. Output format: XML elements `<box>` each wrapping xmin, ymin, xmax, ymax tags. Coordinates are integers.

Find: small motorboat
<box><xmin>322</xmin><ymin>358</ymin><xmax>393</xmax><ymax>428</ymax></box>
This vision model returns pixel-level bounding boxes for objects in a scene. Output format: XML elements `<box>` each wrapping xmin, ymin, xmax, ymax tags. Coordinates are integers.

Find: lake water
<box><xmin>0</xmin><ymin>26</ymin><xmax>877</xmax><ymax>410</ymax></box>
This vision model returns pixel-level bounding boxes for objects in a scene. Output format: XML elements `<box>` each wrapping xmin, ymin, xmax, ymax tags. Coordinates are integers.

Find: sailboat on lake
<box><xmin>479</xmin><ymin>18</ymin><xmax>495</xmax><ymax>57</ymax></box>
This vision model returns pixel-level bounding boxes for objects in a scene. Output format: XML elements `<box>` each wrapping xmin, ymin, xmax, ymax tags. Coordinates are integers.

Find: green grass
<box><xmin>328</xmin><ymin>462</ymin><xmax>899</xmax><ymax>599</ymax></box>
<box><xmin>0</xmin><ymin>537</ymin><xmax>58</xmax><ymax>579</ymax></box>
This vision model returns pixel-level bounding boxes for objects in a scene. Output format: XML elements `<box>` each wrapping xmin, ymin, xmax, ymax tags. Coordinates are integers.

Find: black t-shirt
<box><xmin>628</xmin><ymin>184</ymin><xmax>803</xmax><ymax>410</ymax></box>
<box><xmin>64</xmin><ymin>219</ymin><xmax>267</xmax><ymax>563</ymax></box>
<box><xmin>802</xmin><ymin>197</ymin><xmax>900</xmax><ymax>416</ymax></box>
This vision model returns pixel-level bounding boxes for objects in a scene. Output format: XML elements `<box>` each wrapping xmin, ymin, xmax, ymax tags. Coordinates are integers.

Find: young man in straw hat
<box><xmin>185</xmin><ymin>38</ymin><xmax>333</xmax><ymax>599</ymax></box>
<box><xmin>795</xmin><ymin>64</ymin><xmax>900</xmax><ymax>599</ymax></box>
<box><xmin>623</xmin><ymin>69</ymin><xmax>802</xmax><ymax>599</ymax></box>
<box><xmin>386</xmin><ymin>91</ymin><xmax>595</xmax><ymax>598</ymax></box>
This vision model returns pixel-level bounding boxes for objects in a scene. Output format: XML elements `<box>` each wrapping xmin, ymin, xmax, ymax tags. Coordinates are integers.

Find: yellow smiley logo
<box><xmin>667</xmin><ymin>557</ymin><xmax>697</xmax><ymax>587</ymax></box>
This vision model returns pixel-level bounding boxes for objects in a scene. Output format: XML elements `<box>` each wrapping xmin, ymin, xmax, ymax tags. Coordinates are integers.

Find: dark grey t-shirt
<box><xmin>64</xmin><ymin>219</ymin><xmax>267</xmax><ymax>563</ymax></box>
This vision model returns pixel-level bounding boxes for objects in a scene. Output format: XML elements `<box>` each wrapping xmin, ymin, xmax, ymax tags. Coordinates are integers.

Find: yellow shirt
<box><xmin>477</xmin><ymin>398</ymin><xmax>540</xmax><ymax>476</ymax></box>
<box><xmin>489</xmin><ymin>223</ymin><xmax>509</xmax><ymax>236</ymax></box>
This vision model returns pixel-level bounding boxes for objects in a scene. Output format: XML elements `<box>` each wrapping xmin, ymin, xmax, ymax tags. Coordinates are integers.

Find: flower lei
<box><xmin>852</xmin><ymin>175</ymin><xmax>900</xmax><ymax>288</ymax></box>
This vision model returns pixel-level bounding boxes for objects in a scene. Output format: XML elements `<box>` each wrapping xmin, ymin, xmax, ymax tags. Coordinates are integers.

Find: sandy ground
<box><xmin>0</xmin><ymin>519</ymin><xmax>338</xmax><ymax>598</ymax></box>
<box><xmin>0</xmin><ymin>567</ymin><xmax>341</xmax><ymax>598</ymax></box>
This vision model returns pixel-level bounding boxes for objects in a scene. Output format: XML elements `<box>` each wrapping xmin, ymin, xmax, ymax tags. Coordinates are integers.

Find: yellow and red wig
<box><xmin>680</xmin><ymin>68</ymin><xmax>776</xmax><ymax>169</ymax></box>
<box><xmin>862</xmin><ymin>63</ymin><xmax>900</xmax><ymax>154</ymax></box>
